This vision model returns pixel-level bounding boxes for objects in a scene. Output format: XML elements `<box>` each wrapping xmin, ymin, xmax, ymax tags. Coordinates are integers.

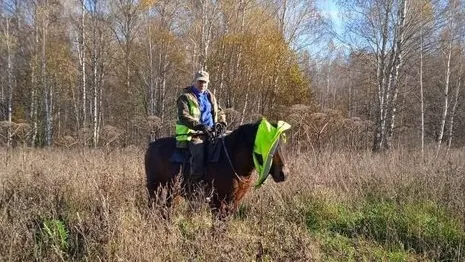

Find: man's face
<box><xmin>194</xmin><ymin>80</ymin><xmax>208</xmax><ymax>92</ymax></box>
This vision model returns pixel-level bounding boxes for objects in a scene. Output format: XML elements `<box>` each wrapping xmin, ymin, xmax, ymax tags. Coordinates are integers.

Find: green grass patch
<box><xmin>305</xmin><ymin>196</ymin><xmax>465</xmax><ymax>261</ymax></box>
<box><xmin>34</xmin><ymin>218</ymin><xmax>69</xmax><ymax>259</ymax></box>
<box><xmin>234</xmin><ymin>203</ymin><xmax>251</xmax><ymax>220</ymax></box>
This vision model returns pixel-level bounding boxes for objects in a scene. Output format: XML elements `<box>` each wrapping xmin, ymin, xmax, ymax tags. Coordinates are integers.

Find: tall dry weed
<box><xmin>0</xmin><ymin>146</ymin><xmax>464</xmax><ymax>261</ymax></box>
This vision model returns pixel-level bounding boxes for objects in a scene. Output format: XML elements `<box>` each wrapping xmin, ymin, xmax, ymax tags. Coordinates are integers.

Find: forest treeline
<box><xmin>0</xmin><ymin>0</ymin><xmax>464</xmax><ymax>153</ymax></box>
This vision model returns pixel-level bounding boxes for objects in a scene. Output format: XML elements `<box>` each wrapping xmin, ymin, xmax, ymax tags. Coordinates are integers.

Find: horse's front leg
<box><xmin>229</xmin><ymin>177</ymin><xmax>252</xmax><ymax>214</ymax></box>
<box><xmin>210</xmin><ymin>197</ymin><xmax>235</xmax><ymax>221</ymax></box>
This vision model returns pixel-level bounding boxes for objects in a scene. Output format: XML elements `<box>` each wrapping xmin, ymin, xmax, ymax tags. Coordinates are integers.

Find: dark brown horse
<box><xmin>144</xmin><ymin>121</ymin><xmax>289</xmax><ymax>218</ymax></box>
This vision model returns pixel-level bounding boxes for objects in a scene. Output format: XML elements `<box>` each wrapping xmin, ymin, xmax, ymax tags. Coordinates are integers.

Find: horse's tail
<box><xmin>144</xmin><ymin>137</ymin><xmax>177</xmax><ymax>185</ymax></box>
<box><xmin>144</xmin><ymin>142</ymin><xmax>156</xmax><ymax>185</ymax></box>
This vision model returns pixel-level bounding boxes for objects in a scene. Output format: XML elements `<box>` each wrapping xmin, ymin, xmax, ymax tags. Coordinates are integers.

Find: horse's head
<box><xmin>269</xmin><ymin>140</ymin><xmax>289</xmax><ymax>183</ymax></box>
<box><xmin>227</xmin><ymin>119</ymin><xmax>291</xmax><ymax>187</ymax></box>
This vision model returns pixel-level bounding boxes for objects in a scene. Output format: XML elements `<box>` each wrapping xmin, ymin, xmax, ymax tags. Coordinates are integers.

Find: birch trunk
<box><xmin>80</xmin><ymin>0</ymin><xmax>87</xmax><ymax>131</ymax></box>
<box><xmin>239</xmin><ymin>84</ymin><xmax>250</xmax><ymax>125</ymax></box>
<box><xmin>93</xmin><ymin>68</ymin><xmax>98</xmax><ymax>147</ymax></box>
<box><xmin>92</xmin><ymin>20</ymin><xmax>98</xmax><ymax>147</ymax></box>
<box><xmin>447</xmin><ymin>76</ymin><xmax>461</xmax><ymax>151</ymax></box>
<box><xmin>385</xmin><ymin>0</ymin><xmax>407</xmax><ymax>150</ymax></box>
<box><xmin>6</xmin><ymin>18</ymin><xmax>13</xmax><ymax>147</ymax></box>
<box><xmin>436</xmin><ymin>39</ymin><xmax>452</xmax><ymax>156</ymax></box>
<box><xmin>160</xmin><ymin>70</ymin><xmax>167</xmax><ymax>123</ymax></box>
<box><xmin>199</xmin><ymin>1</ymin><xmax>212</xmax><ymax>69</ymax></box>
<box><xmin>98</xmin><ymin>73</ymin><xmax>104</xmax><ymax>140</ymax></box>
<box><xmin>42</xmin><ymin>14</ymin><xmax>53</xmax><ymax>146</ymax></box>
<box><xmin>30</xmin><ymin>19</ymin><xmax>40</xmax><ymax>146</ymax></box>
<box><xmin>420</xmin><ymin>26</ymin><xmax>425</xmax><ymax>156</ymax></box>
<box><xmin>147</xmin><ymin>12</ymin><xmax>155</xmax><ymax>116</ymax></box>
<box><xmin>372</xmin><ymin>2</ymin><xmax>391</xmax><ymax>152</ymax></box>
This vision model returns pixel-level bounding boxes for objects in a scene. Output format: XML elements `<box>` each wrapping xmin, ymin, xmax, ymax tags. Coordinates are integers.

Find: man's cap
<box><xmin>194</xmin><ymin>70</ymin><xmax>209</xmax><ymax>83</ymax></box>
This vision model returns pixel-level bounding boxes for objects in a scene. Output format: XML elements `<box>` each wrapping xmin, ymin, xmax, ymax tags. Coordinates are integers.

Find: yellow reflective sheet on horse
<box><xmin>253</xmin><ymin>119</ymin><xmax>291</xmax><ymax>188</ymax></box>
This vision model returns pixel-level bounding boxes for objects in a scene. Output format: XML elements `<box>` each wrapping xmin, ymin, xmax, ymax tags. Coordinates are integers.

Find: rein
<box><xmin>213</xmin><ymin>124</ymin><xmax>245</xmax><ymax>183</ymax></box>
<box><xmin>220</xmin><ymin>136</ymin><xmax>244</xmax><ymax>183</ymax></box>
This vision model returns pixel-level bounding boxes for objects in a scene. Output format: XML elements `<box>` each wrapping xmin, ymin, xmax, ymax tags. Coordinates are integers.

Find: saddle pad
<box><xmin>169</xmin><ymin>138</ymin><xmax>223</xmax><ymax>163</ymax></box>
<box><xmin>207</xmin><ymin>138</ymin><xmax>222</xmax><ymax>163</ymax></box>
<box><xmin>169</xmin><ymin>148</ymin><xmax>189</xmax><ymax>163</ymax></box>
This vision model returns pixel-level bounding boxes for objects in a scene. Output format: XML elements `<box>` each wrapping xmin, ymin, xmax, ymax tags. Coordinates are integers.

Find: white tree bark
<box><xmin>436</xmin><ymin>34</ymin><xmax>453</xmax><ymax>156</ymax></box>
<box><xmin>439</xmin><ymin>0</ymin><xmax>463</xmax><ymax>155</ymax></box>
<box><xmin>239</xmin><ymin>81</ymin><xmax>250</xmax><ymax>125</ymax></box>
<box><xmin>385</xmin><ymin>0</ymin><xmax>407</xmax><ymax>149</ymax></box>
<box><xmin>41</xmin><ymin>10</ymin><xmax>53</xmax><ymax>146</ymax></box>
<box><xmin>79</xmin><ymin>0</ymin><xmax>87</xmax><ymax>132</ymax></box>
<box><xmin>93</xmin><ymin>64</ymin><xmax>98</xmax><ymax>147</ymax></box>
<box><xmin>447</xmin><ymin>74</ymin><xmax>461</xmax><ymax>151</ymax></box>
<box><xmin>189</xmin><ymin>0</ymin><xmax>219</xmax><ymax>69</ymax></box>
<box><xmin>370</xmin><ymin>0</ymin><xmax>409</xmax><ymax>151</ymax></box>
<box><xmin>146</xmin><ymin>10</ymin><xmax>155</xmax><ymax>116</ymax></box>
<box><xmin>372</xmin><ymin>2</ymin><xmax>391</xmax><ymax>152</ymax></box>
<box><xmin>159</xmin><ymin>70</ymin><xmax>167</xmax><ymax>123</ymax></box>
<box><xmin>30</xmin><ymin>13</ymin><xmax>40</xmax><ymax>146</ymax></box>
<box><xmin>91</xmin><ymin>0</ymin><xmax>99</xmax><ymax>147</ymax></box>
<box><xmin>6</xmin><ymin>18</ymin><xmax>14</xmax><ymax>147</ymax></box>
<box><xmin>420</xmin><ymin>22</ymin><xmax>425</xmax><ymax>156</ymax></box>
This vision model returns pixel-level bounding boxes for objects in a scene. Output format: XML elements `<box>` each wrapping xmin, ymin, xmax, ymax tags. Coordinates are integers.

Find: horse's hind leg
<box><xmin>165</xmin><ymin>177</ymin><xmax>183</xmax><ymax>208</ymax></box>
<box><xmin>147</xmin><ymin>181</ymin><xmax>160</xmax><ymax>208</ymax></box>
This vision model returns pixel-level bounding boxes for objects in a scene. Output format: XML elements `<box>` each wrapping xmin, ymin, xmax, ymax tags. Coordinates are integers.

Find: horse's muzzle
<box><xmin>272</xmin><ymin>165</ymin><xmax>289</xmax><ymax>182</ymax></box>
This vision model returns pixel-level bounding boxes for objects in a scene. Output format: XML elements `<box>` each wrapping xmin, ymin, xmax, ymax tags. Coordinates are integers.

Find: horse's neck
<box><xmin>236</xmin><ymin>146</ymin><xmax>256</xmax><ymax>177</ymax></box>
<box><xmin>225</xmin><ymin>132</ymin><xmax>256</xmax><ymax>177</ymax></box>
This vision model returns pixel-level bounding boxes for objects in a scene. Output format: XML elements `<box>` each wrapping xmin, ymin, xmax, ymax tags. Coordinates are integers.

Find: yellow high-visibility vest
<box><xmin>176</xmin><ymin>92</ymin><xmax>218</xmax><ymax>142</ymax></box>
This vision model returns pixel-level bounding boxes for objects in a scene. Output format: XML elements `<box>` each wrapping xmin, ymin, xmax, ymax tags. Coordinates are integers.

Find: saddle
<box><xmin>169</xmin><ymin>138</ymin><xmax>223</xmax><ymax>167</ymax></box>
<box><xmin>170</xmin><ymin>122</ymin><xmax>227</xmax><ymax>177</ymax></box>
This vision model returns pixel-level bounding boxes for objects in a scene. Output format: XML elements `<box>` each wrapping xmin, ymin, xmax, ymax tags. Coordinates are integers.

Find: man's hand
<box><xmin>194</xmin><ymin>124</ymin><xmax>212</xmax><ymax>137</ymax></box>
<box><xmin>215</xmin><ymin>122</ymin><xmax>227</xmax><ymax>135</ymax></box>
<box><xmin>217</xmin><ymin>122</ymin><xmax>227</xmax><ymax>129</ymax></box>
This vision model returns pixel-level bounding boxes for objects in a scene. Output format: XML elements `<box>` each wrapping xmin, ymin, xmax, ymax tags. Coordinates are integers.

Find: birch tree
<box><xmin>79</xmin><ymin>0</ymin><xmax>87</xmax><ymax>131</ymax></box>
<box><xmin>152</xmin><ymin>0</ymin><xmax>180</xmax><ymax>123</ymax></box>
<box><xmin>29</xmin><ymin>2</ymin><xmax>40</xmax><ymax>146</ymax></box>
<box><xmin>414</xmin><ymin>0</ymin><xmax>440</xmax><ymax>154</ymax></box>
<box><xmin>111</xmin><ymin>0</ymin><xmax>143</xmax><ymax>145</ymax></box>
<box><xmin>35</xmin><ymin>1</ymin><xmax>54</xmax><ymax>146</ymax></box>
<box><xmin>185</xmin><ymin>0</ymin><xmax>221</xmax><ymax>70</ymax></box>
<box><xmin>447</xmin><ymin>61</ymin><xmax>463</xmax><ymax>150</ymax></box>
<box><xmin>341</xmin><ymin>0</ymin><xmax>412</xmax><ymax>151</ymax></box>
<box><xmin>87</xmin><ymin>0</ymin><xmax>112</xmax><ymax>147</ymax></box>
<box><xmin>436</xmin><ymin>0</ymin><xmax>464</xmax><ymax>155</ymax></box>
<box><xmin>4</xmin><ymin>16</ymin><xmax>14</xmax><ymax>146</ymax></box>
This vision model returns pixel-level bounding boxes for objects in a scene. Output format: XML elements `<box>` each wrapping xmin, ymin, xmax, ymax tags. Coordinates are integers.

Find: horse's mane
<box><xmin>225</xmin><ymin>120</ymin><xmax>262</xmax><ymax>151</ymax></box>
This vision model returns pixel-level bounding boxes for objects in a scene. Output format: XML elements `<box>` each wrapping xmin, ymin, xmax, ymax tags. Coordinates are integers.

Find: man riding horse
<box><xmin>175</xmin><ymin>70</ymin><xmax>227</xmax><ymax>185</ymax></box>
<box><xmin>146</xmin><ymin>72</ymin><xmax>290</xmax><ymax>216</ymax></box>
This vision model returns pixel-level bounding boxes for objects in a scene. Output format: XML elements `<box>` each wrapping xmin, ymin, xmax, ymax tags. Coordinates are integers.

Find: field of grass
<box><xmin>1</xmin><ymin>147</ymin><xmax>464</xmax><ymax>261</ymax></box>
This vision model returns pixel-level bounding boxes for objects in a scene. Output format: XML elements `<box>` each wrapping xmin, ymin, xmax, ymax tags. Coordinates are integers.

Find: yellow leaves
<box><xmin>410</xmin><ymin>0</ymin><xmax>434</xmax><ymax>20</ymax></box>
<box><xmin>45</xmin><ymin>39</ymin><xmax>77</xmax><ymax>86</ymax></box>
<box><xmin>219</xmin><ymin>27</ymin><xmax>288</xmax><ymax>70</ymax></box>
<box><xmin>139</xmin><ymin>0</ymin><xmax>158</xmax><ymax>10</ymax></box>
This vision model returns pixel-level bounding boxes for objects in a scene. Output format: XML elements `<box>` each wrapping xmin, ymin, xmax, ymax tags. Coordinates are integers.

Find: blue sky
<box><xmin>318</xmin><ymin>0</ymin><xmax>343</xmax><ymax>34</ymax></box>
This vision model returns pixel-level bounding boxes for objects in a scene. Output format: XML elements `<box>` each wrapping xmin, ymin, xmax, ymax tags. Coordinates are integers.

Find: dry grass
<box><xmin>1</xmin><ymin>146</ymin><xmax>464</xmax><ymax>261</ymax></box>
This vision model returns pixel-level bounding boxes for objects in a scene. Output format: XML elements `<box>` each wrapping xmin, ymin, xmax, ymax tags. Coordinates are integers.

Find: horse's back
<box><xmin>145</xmin><ymin>137</ymin><xmax>178</xmax><ymax>183</ymax></box>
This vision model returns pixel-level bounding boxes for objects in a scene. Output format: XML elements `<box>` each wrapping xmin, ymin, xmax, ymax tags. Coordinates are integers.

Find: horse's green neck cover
<box><xmin>253</xmin><ymin>118</ymin><xmax>291</xmax><ymax>188</ymax></box>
